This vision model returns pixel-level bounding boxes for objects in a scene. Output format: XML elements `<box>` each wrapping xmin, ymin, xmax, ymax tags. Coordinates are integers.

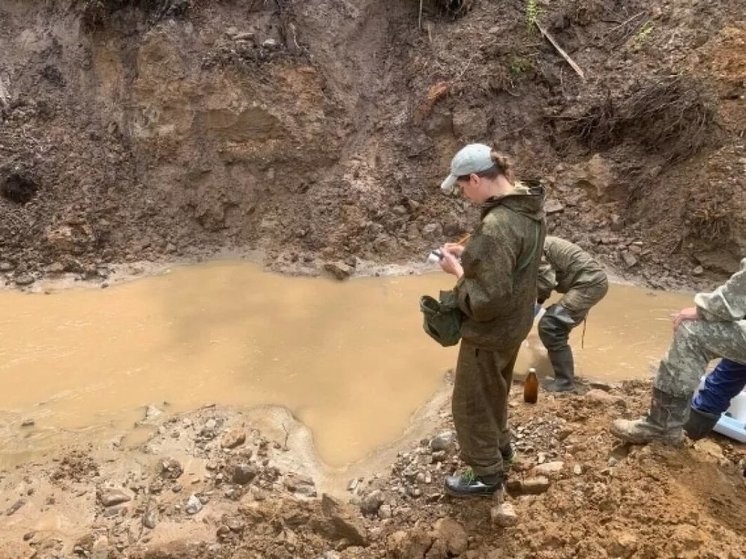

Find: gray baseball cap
<box><xmin>440</xmin><ymin>143</ymin><xmax>495</xmax><ymax>194</ymax></box>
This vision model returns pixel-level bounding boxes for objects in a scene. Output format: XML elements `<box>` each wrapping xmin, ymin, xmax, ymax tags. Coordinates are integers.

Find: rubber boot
<box><xmin>543</xmin><ymin>347</ymin><xmax>576</xmax><ymax>393</ymax></box>
<box><xmin>683</xmin><ymin>406</ymin><xmax>720</xmax><ymax>441</ymax></box>
<box><xmin>610</xmin><ymin>387</ymin><xmax>689</xmax><ymax>445</ymax></box>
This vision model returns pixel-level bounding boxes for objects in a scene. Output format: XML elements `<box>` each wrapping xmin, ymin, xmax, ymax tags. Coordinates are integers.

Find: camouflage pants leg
<box><xmin>451</xmin><ymin>342</ymin><xmax>520</xmax><ymax>476</ymax></box>
<box><xmin>655</xmin><ymin>320</ymin><xmax>746</xmax><ymax>398</ymax></box>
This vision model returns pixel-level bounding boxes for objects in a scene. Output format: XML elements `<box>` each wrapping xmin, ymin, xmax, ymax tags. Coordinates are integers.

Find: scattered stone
<box><xmin>347</xmin><ymin>478</ymin><xmax>360</xmax><ymax>492</ymax></box>
<box><xmin>607</xmin><ymin>531</ymin><xmax>638</xmax><ymax>558</ymax></box>
<box><xmin>0</xmin><ymin>262</ymin><xmax>14</xmax><ymax>272</ymax></box>
<box><xmin>285</xmin><ymin>474</ymin><xmax>317</xmax><ymax>497</ymax></box>
<box><xmin>160</xmin><ymin>458</ymin><xmax>183</xmax><ymax>480</ymax></box>
<box><xmin>491</xmin><ymin>502</ymin><xmax>518</xmax><ymax>527</ymax></box>
<box><xmin>430</xmin><ymin>517</ymin><xmax>468</xmax><ymax>556</ymax></box>
<box><xmin>99</xmin><ymin>489</ymin><xmax>132</xmax><ymax>507</ymax></box>
<box><xmin>573</xmin><ymin>464</ymin><xmax>583</xmax><ymax>476</ymax></box>
<box><xmin>20</xmin><ymin>419</ymin><xmax>35</xmax><ymax>427</ymax></box>
<box><xmin>144</xmin><ymin>404</ymin><xmax>163</xmax><ymax>421</ymax></box>
<box><xmin>14</xmin><ymin>273</ymin><xmax>34</xmax><ymax>286</ymax></box>
<box><xmin>360</xmin><ymin>490</ymin><xmax>384</xmax><ymax>515</ymax></box>
<box><xmin>545</xmin><ymin>198</ymin><xmax>565</xmax><ymax>214</ymax></box>
<box><xmin>320</xmin><ymin>494</ymin><xmax>368</xmax><ymax>546</ymax></box>
<box><xmin>142</xmin><ymin>509</ymin><xmax>157</xmax><ymax>529</ymax></box>
<box><xmin>522</xmin><ymin>476</ymin><xmax>551</xmax><ymax>495</ymax></box>
<box><xmin>693</xmin><ymin>265</ymin><xmax>704</xmax><ymax>276</ymax></box>
<box><xmin>221</xmin><ymin>428</ymin><xmax>246</xmax><ymax>449</ymax></box>
<box><xmin>23</xmin><ymin>531</ymin><xmax>35</xmax><ymax>541</ymax></box>
<box><xmin>378</xmin><ymin>504</ymin><xmax>392</xmax><ymax>519</ymax></box>
<box><xmin>533</xmin><ymin>461</ymin><xmax>564</xmax><ymax>478</ymax></box>
<box><xmin>422</xmin><ymin>222</ymin><xmax>443</xmax><ymax>240</ymax></box>
<box><xmin>323</xmin><ymin>261</ymin><xmax>354</xmax><ymax>280</ymax></box>
<box><xmin>429</xmin><ymin>430</ymin><xmax>457</xmax><ymax>452</ymax></box>
<box><xmin>6</xmin><ymin>499</ymin><xmax>25</xmax><ymax>516</ymax></box>
<box><xmin>233</xmin><ymin>32</ymin><xmax>255</xmax><ymax>42</ymax></box>
<box><xmin>586</xmin><ymin>389</ymin><xmax>625</xmax><ymax>406</ymax></box>
<box><xmin>622</xmin><ymin>251</ymin><xmax>638</xmax><ymax>268</ymax></box>
<box><xmin>262</xmin><ymin>38</ymin><xmax>280</xmax><ymax>49</ymax></box>
<box><xmin>232</xmin><ymin>463</ymin><xmax>258</xmax><ymax>485</ymax></box>
<box><xmin>694</xmin><ymin>439</ymin><xmax>724</xmax><ymax>461</ymax></box>
<box><xmin>185</xmin><ymin>494</ymin><xmax>203</xmax><ymax>515</ymax></box>
<box><xmin>45</xmin><ymin>262</ymin><xmax>65</xmax><ymax>274</ymax></box>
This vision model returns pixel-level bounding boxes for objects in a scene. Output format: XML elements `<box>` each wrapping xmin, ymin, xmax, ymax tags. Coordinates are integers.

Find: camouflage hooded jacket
<box><xmin>695</xmin><ymin>258</ymin><xmax>746</xmax><ymax>363</ymax></box>
<box><xmin>451</xmin><ymin>185</ymin><xmax>546</xmax><ymax>351</ymax></box>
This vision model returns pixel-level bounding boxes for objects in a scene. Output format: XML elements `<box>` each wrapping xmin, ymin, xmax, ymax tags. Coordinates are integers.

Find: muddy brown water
<box><xmin>0</xmin><ymin>262</ymin><xmax>693</xmax><ymax>468</ymax></box>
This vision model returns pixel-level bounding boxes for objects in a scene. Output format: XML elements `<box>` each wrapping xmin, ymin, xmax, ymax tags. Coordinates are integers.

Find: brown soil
<box><xmin>0</xmin><ymin>0</ymin><xmax>744</xmax><ymax>289</ymax></box>
<box><xmin>2</xmin><ymin>1</ymin><xmax>746</xmax><ymax>558</ymax></box>
<box><xmin>2</xmin><ymin>380</ymin><xmax>745</xmax><ymax>559</ymax></box>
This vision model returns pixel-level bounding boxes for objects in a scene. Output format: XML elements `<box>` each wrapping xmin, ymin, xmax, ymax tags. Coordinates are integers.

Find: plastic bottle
<box><xmin>524</xmin><ymin>368</ymin><xmax>538</xmax><ymax>404</ymax></box>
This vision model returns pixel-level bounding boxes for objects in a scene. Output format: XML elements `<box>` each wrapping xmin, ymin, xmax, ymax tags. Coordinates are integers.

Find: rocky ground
<box><xmin>2</xmin><ymin>378</ymin><xmax>745</xmax><ymax>559</ymax></box>
<box><xmin>1</xmin><ymin>0</ymin><xmax>744</xmax><ymax>291</ymax></box>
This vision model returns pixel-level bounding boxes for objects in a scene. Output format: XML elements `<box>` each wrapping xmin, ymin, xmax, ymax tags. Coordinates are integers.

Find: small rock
<box><xmin>622</xmin><ymin>251</ymin><xmax>638</xmax><ymax>268</ymax></box>
<box><xmin>234</xmin><ymin>31</ymin><xmax>255</xmax><ymax>42</ymax></box>
<box><xmin>573</xmin><ymin>464</ymin><xmax>583</xmax><ymax>475</ymax></box>
<box><xmin>185</xmin><ymin>494</ymin><xmax>203</xmax><ymax>515</ymax></box>
<box><xmin>321</xmin><ymin>494</ymin><xmax>368</xmax><ymax>546</ymax></box>
<box><xmin>144</xmin><ymin>404</ymin><xmax>163</xmax><ymax>421</ymax></box>
<box><xmin>693</xmin><ymin>265</ymin><xmax>704</xmax><ymax>276</ymax></box>
<box><xmin>360</xmin><ymin>489</ymin><xmax>384</xmax><ymax>515</ymax></box>
<box><xmin>544</xmin><ymin>198</ymin><xmax>565</xmax><ymax>214</ymax></box>
<box><xmin>378</xmin><ymin>504</ymin><xmax>392</xmax><ymax>519</ymax></box>
<box><xmin>533</xmin><ymin>461</ymin><xmax>564</xmax><ymax>478</ymax></box>
<box><xmin>14</xmin><ymin>273</ymin><xmax>34</xmax><ymax>286</ymax></box>
<box><xmin>221</xmin><ymin>428</ymin><xmax>246</xmax><ymax>449</ymax></box>
<box><xmin>323</xmin><ymin>261</ymin><xmax>354</xmax><ymax>281</ymax></box>
<box><xmin>233</xmin><ymin>463</ymin><xmax>258</xmax><ymax>485</ymax></box>
<box><xmin>586</xmin><ymin>389</ymin><xmax>625</xmax><ymax>406</ymax></box>
<box><xmin>99</xmin><ymin>489</ymin><xmax>132</xmax><ymax>507</ymax></box>
<box><xmin>6</xmin><ymin>499</ymin><xmax>26</xmax><ymax>516</ymax></box>
<box><xmin>607</xmin><ymin>531</ymin><xmax>638</xmax><ymax>558</ymax></box>
<box><xmin>204</xmin><ymin>418</ymin><xmax>218</xmax><ymax>431</ymax></box>
<box><xmin>694</xmin><ymin>439</ymin><xmax>724</xmax><ymax>460</ymax></box>
<box><xmin>431</xmin><ymin>517</ymin><xmax>468</xmax><ymax>555</ymax></box>
<box><xmin>20</xmin><ymin>419</ymin><xmax>35</xmax><ymax>427</ymax></box>
<box><xmin>422</xmin><ymin>222</ymin><xmax>443</xmax><ymax>240</ymax></box>
<box><xmin>285</xmin><ymin>474</ymin><xmax>317</xmax><ymax>497</ymax></box>
<box><xmin>491</xmin><ymin>502</ymin><xmax>518</xmax><ymax>527</ymax></box>
<box><xmin>142</xmin><ymin>509</ymin><xmax>157</xmax><ymax>529</ymax></box>
<box><xmin>262</xmin><ymin>38</ymin><xmax>280</xmax><ymax>49</ymax></box>
<box><xmin>45</xmin><ymin>262</ymin><xmax>65</xmax><ymax>274</ymax></box>
<box><xmin>429</xmin><ymin>430</ymin><xmax>457</xmax><ymax>452</ymax></box>
<box><xmin>23</xmin><ymin>531</ymin><xmax>35</xmax><ymax>541</ymax></box>
<box><xmin>0</xmin><ymin>262</ymin><xmax>14</xmax><ymax>272</ymax></box>
<box><xmin>160</xmin><ymin>458</ymin><xmax>183</xmax><ymax>480</ymax></box>
<box><xmin>522</xmin><ymin>476</ymin><xmax>550</xmax><ymax>495</ymax></box>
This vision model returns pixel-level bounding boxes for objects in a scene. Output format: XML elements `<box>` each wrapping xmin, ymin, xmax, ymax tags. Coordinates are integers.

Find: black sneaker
<box><xmin>444</xmin><ymin>468</ymin><xmax>503</xmax><ymax>498</ymax></box>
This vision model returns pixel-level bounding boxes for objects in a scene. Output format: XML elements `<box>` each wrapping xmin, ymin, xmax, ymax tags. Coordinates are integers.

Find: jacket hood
<box><xmin>481</xmin><ymin>183</ymin><xmax>545</xmax><ymax>222</ymax></box>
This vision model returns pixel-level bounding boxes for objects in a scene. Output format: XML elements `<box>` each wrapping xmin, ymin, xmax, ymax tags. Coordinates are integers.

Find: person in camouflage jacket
<box><xmin>612</xmin><ymin>258</ymin><xmax>746</xmax><ymax>444</ymax></box>
<box><xmin>536</xmin><ymin>236</ymin><xmax>609</xmax><ymax>392</ymax></box>
<box><xmin>438</xmin><ymin>144</ymin><xmax>545</xmax><ymax>497</ymax></box>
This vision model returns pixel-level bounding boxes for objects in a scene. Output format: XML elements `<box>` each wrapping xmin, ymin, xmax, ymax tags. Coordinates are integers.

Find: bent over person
<box><xmin>438</xmin><ymin>143</ymin><xmax>545</xmax><ymax>497</ymax></box>
<box><xmin>536</xmin><ymin>236</ymin><xmax>608</xmax><ymax>392</ymax></box>
<box><xmin>612</xmin><ymin>259</ymin><xmax>746</xmax><ymax>444</ymax></box>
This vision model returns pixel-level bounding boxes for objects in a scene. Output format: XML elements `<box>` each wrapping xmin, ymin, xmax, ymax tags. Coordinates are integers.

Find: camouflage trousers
<box><xmin>451</xmin><ymin>342</ymin><xmax>520</xmax><ymax>476</ymax></box>
<box><xmin>655</xmin><ymin>319</ymin><xmax>746</xmax><ymax>397</ymax></box>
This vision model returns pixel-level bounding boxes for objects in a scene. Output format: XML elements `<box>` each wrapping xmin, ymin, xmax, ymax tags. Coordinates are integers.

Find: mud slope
<box><xmin>1</xmin><ymin>0</ymin><xmax>744</xmax><ymax>288</ymax></box>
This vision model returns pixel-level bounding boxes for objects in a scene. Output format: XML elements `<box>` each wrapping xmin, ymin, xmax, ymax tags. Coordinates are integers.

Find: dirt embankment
<box><xmin>2</xmin><ymin>379</ymin><xmax>745</xmax><ymax>559</ymax></box>
<box><xmin>0</xmin><ymin>0</ymin><xmax>744</xmax><ymax>289</ymax></box>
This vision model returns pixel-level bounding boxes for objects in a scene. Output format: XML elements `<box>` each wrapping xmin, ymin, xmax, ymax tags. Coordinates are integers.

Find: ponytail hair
<box><xmin>490</xmin><ymin>151</ymin><xmax>515</xmax><ymax>183</ymax></box>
